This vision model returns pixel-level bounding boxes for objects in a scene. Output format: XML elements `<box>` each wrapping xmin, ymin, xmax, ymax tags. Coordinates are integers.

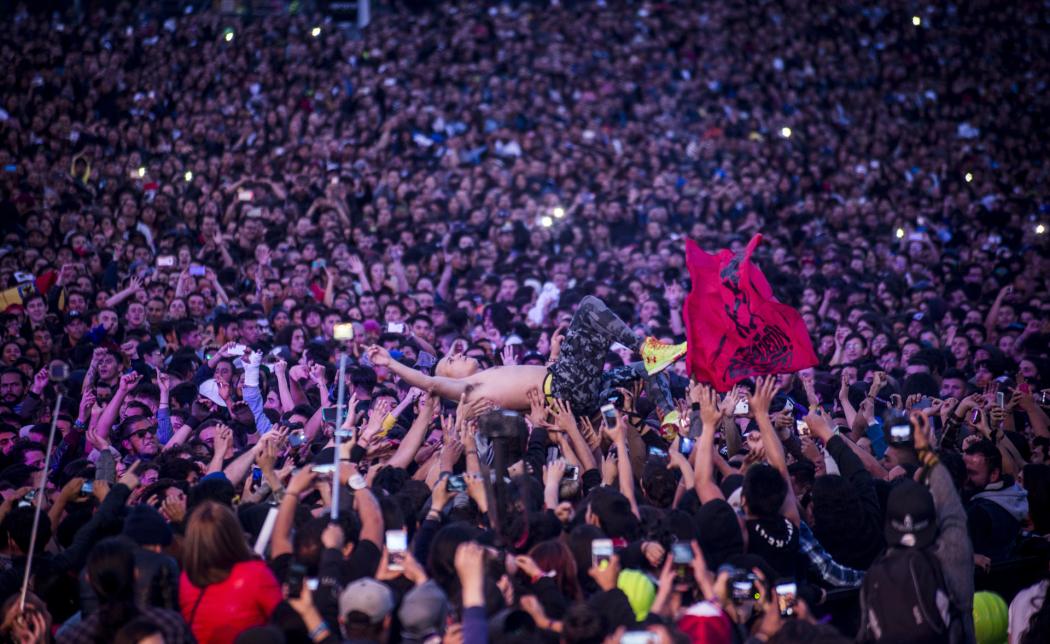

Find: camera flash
<box><xmin>311</xmin><ymin>27</ymin><xmax>321</xmax><ymax>38</ymax></box>
<box><xmin>895</xmin><ymin>228</ymin><xmax>905</xmax><ymax>239</ymax></box>
<box><xmin>912</xmin><ymin>16</ymin><xmax>921</xmax><ymax>27</ymax></box>
<box><xmin>137</xmin><ymin>167</ymin><xmax>145</xmax><ymax>178</ymax></box>
<box><xmin>1037</xmin><ymin>224</ymin><xmax>1046</xmax><ymax>235</ymax></box>
<box><xmin>964</xmin><ymin>172</ymin><xmax>973</xmax><ymax>183</ymax></box>
<box><xmin>184</xmin><ymin>170</ymin><xmax>193</xmax><ymax>182</ymax></box>
<box><xmin>780</xmin><ymin>127</ymin><xmax>792</xmax><ymax>138</ymax></box>
<box><xmin>224</xmin><ymin>29</ymin><xmax>234</xmax><ymax>42</ymax></box>
<box><xmin>540</xmin><ymin>215</ymin><xmax>554</xmax><ymax>228</ymax></box>
<box><xmin>552</xmin><ymin>206</ymin><xmax>565</xmax><ymax>218</ymax></box>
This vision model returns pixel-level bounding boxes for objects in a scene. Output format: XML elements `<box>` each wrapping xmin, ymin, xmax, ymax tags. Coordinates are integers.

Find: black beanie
<box><xmin>122</xmin><ymin>504</ymin><xmax>173</xmax><ymax>547</ymax></box>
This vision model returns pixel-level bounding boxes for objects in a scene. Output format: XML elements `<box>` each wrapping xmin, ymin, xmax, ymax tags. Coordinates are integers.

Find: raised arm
<box><xmin>693</xmin><ymin>383</ymin><xmax>726</xmax><ymax>503</ymax></box>
<box><xmin>387</xmin><ymin>392</ymin><xmax>437</xmax><ymax>470</ymax></box>
<box><xmin>749</xmin><ymin>377</ymin><xmax>801</xmax><ymax>526</ymax></box>
<box><xmin>606</xmin><ymin>411</ymin><xmax>639</xmax><ymax>518</ymax></box>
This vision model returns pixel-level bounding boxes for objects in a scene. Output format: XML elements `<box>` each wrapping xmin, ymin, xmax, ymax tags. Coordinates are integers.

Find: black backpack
<box><xmin>859</xmin><ymin>546</ymin><xmax>959</xmax><ymax>643</ymax></box>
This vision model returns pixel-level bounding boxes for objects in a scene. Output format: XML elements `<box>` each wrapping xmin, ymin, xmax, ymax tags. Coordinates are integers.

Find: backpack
<box><xmin>859</xmin><ymin>547</ymin><xmax>959</xmax><ymax>644</ymax></box>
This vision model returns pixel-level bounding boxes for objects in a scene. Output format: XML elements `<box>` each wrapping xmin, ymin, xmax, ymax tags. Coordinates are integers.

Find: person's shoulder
<box><xmin>235</xmin><ymin>557</ymin><xmax>280</xmax><ymax>580</ymax></box>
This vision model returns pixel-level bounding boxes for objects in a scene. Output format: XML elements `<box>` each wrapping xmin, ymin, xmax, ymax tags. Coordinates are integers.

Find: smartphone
<box><xmin>620</xmin><ymin>632</ymin><xmax>658</xmax><ymax>644</ymax></box>
<box><xmin>795</xmin><ymin>420</ymin><xmax>809</xmax><ymax>437</ymax></box>
<box><xmin>334</xmin><ymin>429</ymin><xmax>354</xmax><ymax>439</ymax></box>
<box><xmin>156</xmin><ymin>255</ymin><xmax>175</xmax><ymax>268</ymax></box>
<box><xmin>287</xmin><ymin>563</ymin><xmax>307</xmax><ymax>599</ymax></box>
<box><xmin>782</xmin><ymin>399</ymin><xmax>794</xmax><ymax>415</ymax></box>
<box><xmin>288</xmin><ymin>430</ymin><xmax>306</xmax><ymax>448</ymax></box>
<box><xmin>322</xmin><ymin>407</ymin><xmax>340</xmax><ymax>423</ymax></box>
<box><xmin>970</xmin><ymin>408</ymin><xmax>980</xmax><ymax>424</ymax></box>
<box><xmin>80</xmin><ymin>481</ymin><xmax>94</xmax><ymax>496</ymax></box>
<box><xmin>776</xmin><ymin>580</ymin><xmax>798</xmax><ymax>617</ymax></box>
<box><xmin>648</xmin><ymin>446</ymin><xmax>668</xmax><ymax>459</ymax></box>
<box><xmin>446</xmin><ymin>474</ymin><xmax>466</xmax><ymax>492</ymax></box>
<box><xmin>311</xmin><ymin>463</ymin><xmax>336</xmax><ymax>476</ymax></box>
<box><xmin>731</xmin><ymin>572</ymin><xmax>760</xmax><ymax>604</ymax></box>
<box><xmin>592</xmin><ymin>539</ymin><xmax>614</xmax><ymax>569</ymax></box>
<box><xmin>251</xmin><ymin>466</ymin><xmax>262</xmax><ymax>486</ymax></box>
<box><xmin>564</xmin><ymin>464</ymin><xmax>580</xmax><ymax>481</ymax></box>
<box><xmin>237</xmin><ymin>189</ymin><xmax>253</xmax><ymax>202</ymax></box>
<box><xmin>671</xmin><ymin>542</ymin><xmax>694</xmax><ymax>565</ymax></box>
<box><xmin>386</xmin><ymin>529</ymin><xmax>408</xmax><ymax>571</ymax></box>
<box><xmin>734</xmin><ymin>399</ymin><xmax>750</xmax><ymax>415</ymax></box>
<box><xmin>333</xmin><ymin>323</ymin><xmax>355</xmax><ymax>340</ymax></box>
<box><xmin>600</xmin><ymin>403</ymin><xmax>618</xmax><ymax>428</ymax></box>
<box><xmin>227</xmin><ymin>344</ymin><xmax>248</xmax><ymax>356</ymax></box>
<box><xmin>311</xmin><ymin>259</ymin><xmax>327</xmax><ymax>270</ymax></box>
<box><xmin>996</xmin><ymin>391</ymin><xmax>1005</xmax><ymax>407</ymax></box>
<box><xmin>888</xmin><ymin>422</ymin><xmax>912</xmax><ymax>444</ymax></box>
<box><xmin>679</xmin><ymin>437</ymin><xmax>695</xmax><ymax>456</ymax></box>
<box><xmin>386</xmin><ymin>322</ymin><xmax>406</xmax><ymax>334</ymax></box>
<box><xmin>189</xmin><ymin>264</ymin><xmax>206</xmax><ymax>277</ymax></box>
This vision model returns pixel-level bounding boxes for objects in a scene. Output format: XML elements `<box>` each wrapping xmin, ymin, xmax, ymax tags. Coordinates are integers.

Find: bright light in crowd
<box><xmin>184</xmin><ymin>171</ymin><xmax>193</xmax><ymax>182</ymax></box>
<box><xmin>552</xmin><ymin>206</ymin><xmax>565</xmax><ymax>218</ymax></box>
<box><xmin>780</xmin><ymin>127</ymin><xmax>792</xmax><ymax>138</ymax></box>
<box><xmin>964</xmin><ymin>172</ymin><xmax>973</xmax><ymax>183</ymax></box>
<box><xmin>912</xmin><ymin>16</ymin><xmax>921</xmax><ymax>27</ymax></box>
<box><xmin>896</xmin><ymin>228</ymin><xmax>905</xmax><ymax>239</ymax></box>
<box><xmin>224</xmin><ymin>29</ymin><xmax>234</xmax><ymax>42</ymax></box>
<box><xmin>1037</xmin><ymin>224</ymin><xmax>1046</xmax><ymax>235</ymax></box>
<box><xmin>137</xmin><ymin>167</ymin><xmax>146</xmax><ymax>178</ymax></box>
<box><xmin>540</xmin><ymin>216</ymin><xmax>554</xmax><ymax>228</ymax></box>
<box><xmin>311</xmin><ymin>27</ymin><xmax>321</xmax><ymax>38</ymax></box>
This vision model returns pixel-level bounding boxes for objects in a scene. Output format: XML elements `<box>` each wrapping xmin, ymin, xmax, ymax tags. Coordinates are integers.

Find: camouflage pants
<box><xmin>548</xmin><ymin>296</ymin><xmax>672</xmax><ymax>417</ymax></box>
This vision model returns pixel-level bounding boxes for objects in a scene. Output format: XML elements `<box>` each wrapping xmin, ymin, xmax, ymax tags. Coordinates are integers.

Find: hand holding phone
<box><xmin>386</xmin><ymin>529</ymin><xmax>408</xmax><ymax>571</ymax></box>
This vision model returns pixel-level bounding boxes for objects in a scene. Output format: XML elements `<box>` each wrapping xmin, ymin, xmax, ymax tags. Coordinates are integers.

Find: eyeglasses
<box><xmin>130</xmin><ymin>429</ymin><xmax>153</xmax><ymax>439</ymax></box>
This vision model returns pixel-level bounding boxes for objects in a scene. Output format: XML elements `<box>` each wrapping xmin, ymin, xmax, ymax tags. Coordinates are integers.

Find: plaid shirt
<box><xmin>57</xmin><ymin>606</ymin><xmax>195</xmax><ymax>644</ymax></box>
<box><xmin>799</xmin><ymin>521</ymin><xmax>865</xmax><ymax>588</ymax></box>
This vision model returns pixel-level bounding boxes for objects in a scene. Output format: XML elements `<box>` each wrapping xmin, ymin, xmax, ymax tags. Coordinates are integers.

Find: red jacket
<box><xmin>179</xmin><ymin>560</ymin><xmax>282</xmax><ymax>644</ymax></box>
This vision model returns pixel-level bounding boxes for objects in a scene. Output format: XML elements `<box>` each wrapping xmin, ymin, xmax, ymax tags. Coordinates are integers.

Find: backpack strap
<box><xmin>187</xmin><ymin>585</ymin><xmax>208</xmax><ymax>629</ymax></box>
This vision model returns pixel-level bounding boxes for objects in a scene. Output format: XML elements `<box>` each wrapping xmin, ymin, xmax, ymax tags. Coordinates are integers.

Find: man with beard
<box><xmin>117</xmin><ymin>415</ymin><xmax>161</xmax><ymax>465</ymax></box>
<box><xmin>963</xmin><ymin>439</ymin><xmax>1029</xmax><ymax>563</ymax></box>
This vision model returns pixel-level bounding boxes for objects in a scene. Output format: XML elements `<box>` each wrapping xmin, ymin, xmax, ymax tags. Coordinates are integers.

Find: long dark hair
<box><xmin>87</xmin><ymin>537</ymin><xmax>140</xmax><ymax>644</ymax></box>
<box><xmin>1020</xmin><ymin>582</ymin><xmax>1050</xmax><ymax>644</ymax></box>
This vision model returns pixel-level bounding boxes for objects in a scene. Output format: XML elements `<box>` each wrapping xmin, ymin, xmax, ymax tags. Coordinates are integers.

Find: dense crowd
<box><xmin>1</xmin><ymin>0</ymin><xmax>1049</xmax><ymax>642</ymax></box>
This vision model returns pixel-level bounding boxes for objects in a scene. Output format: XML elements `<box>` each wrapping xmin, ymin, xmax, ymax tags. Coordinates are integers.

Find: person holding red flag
<box><xmin>684</xmin><ymin>234</ymin><xmax>818</xmax><ymax>391</ymax></box>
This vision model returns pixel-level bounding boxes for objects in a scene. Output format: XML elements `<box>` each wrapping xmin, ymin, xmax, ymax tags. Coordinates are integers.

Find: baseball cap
<box><xmin>338</xmin><ymin>578</ymin><xmax>394</xmax><ymax>625</ymax></box>
<box><xmin>198</xmin><ymin>379</ymin><xmax>227</xmax><ymax>408</ymax></box>
<box><xmin>884</xmin><ymin>479</ymin><xmax>937</xmax><ymax>549</ymax></box>
<box><xmin>397</xmin><ymin>580</ymin><xmax>448</xmax><ymax>643</ymax></box>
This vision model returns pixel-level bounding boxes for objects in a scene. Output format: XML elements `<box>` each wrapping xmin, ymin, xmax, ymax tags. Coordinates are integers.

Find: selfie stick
<box><xmin>19</xmin><ymin>362</ymin><xmax>67</xmax><ymax>612</ymax></box>
<box><xmin>331</xmin><ymin>353</ymin><xmax>348</xmax><ymax>521</ymax></box>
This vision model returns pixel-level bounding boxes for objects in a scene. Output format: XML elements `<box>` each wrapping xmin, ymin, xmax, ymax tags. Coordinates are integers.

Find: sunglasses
<box><xmin>129</xmin><ymin>429</ymin><xmax>153</xmax><ymax>439</ymax></box>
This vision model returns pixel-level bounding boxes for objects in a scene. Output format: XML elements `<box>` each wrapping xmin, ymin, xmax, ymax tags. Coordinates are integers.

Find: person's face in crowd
<box><xmin>32</xmin><ymin>329</ymin><xmax>52</xmax><ymax>355</ymax></box>
<box><xmin>199</xmin><ymin>425</ymin><xmax>234</xmax><ymax>460</ymax></box>
<box><xmin>22</xmin><ymin>448</ymin><xmax>45</xmax><ymax>469</ymax></box>
<box><xmin>0</xmin><ymin>343</ymin><xmax>19</xmax><ymax>366</ymax></box>
<box><xmin>142</xmin><ymin>346</ymin><xmax>164</xmax><ymax>370</ymax></box>
<box><xmin>383</xmin><ymin>304</ymin><xmax>403</xmax><ymax>324</ymax></box>
<box><xmin>878</xmin><ymin>350</ymin><xmax>900</xmax><ymax>372</ymax></box>
<box><xmin>25</xmin><ymin>297</ymin><xmax>46</xmax><ymax>324</ymax></box>
<box><xmin>181</xmin><ymin>329</ymin><xmax>202</xmax><ymax>350</ymax></box>
<box><xmin>322</xmin><ymin>313</ymin><xmax>340</xmax><ymax>339</ymax></box>
<box><xmin>240</xmin><ymin>318</ymin><xmax>260</xmax><ymax>345</ymax></box>
<box><xmin>97</xmin><ymin>309</ymin><xmax>118</xmax><ymax>333</ymax></box>
<box><xmin>411</xmin><ymin>318</ymin><xmax>433</xmax><ymax>342</ymax></box>
<box><xmin>964</xmin><ymin>451</ymin><xmax>1000</xmax><ymax>490</ymax></box>
<box><xmin>168</xmin><ymin>299</ymin><xmax>186</xmax><ymax>319</ymax></box>
<box><xmin>146</xmin><ymin>299</ymin><xmax>166</xmax><ymax>324</ymax></box>
<box><xmin>64</xmin><ymin>318</ymin><xmax>87</xmax><ymax>342</ymax></box>
<box><xmin>974</xmin><ymin>362</ymin><xmax>993</xmax><ymax>388</ymax></box>
<box><xmin>187</xmin><ymin>294</ymin><xmax>206</xmax><ymax>318</ymax></box>
<box><xmin>949</xmin><ymin>336</ymin><xmax>970</xmax><ymax>363</ymax></box>
<box><xmin>497</xmin><ymin>278</ymin><xmax>518</xmax><ymax>303</ymax></box>
<box><xmin>304</xmin><ymin>310</ymin><xmax>321</xmax><ymax>330</ymax></box>
<box><xmin>66</xmin><ymin>292</ymin><xmax>88</xmax><ymax>314</ymax></box>
<box><xmin>290</xmin><ymin>328</ymin><xmax>305</xmax><ymax>354</ymax></box>
<box><xmin>359</xmin><ymin>295</ymin><xmax>379</xmax><ymax>319</ymax></box>
<box><xmin>901</xmin><ymin>342</ymin><xmax>920</xmax><ymax>367</ymax></box>
<box><xmin>638</xmin><ymin>300</ymin><xmax>660</xmax><ymax>324</ymax></box>
<box><xmin>96</xmin><ymin>352</ymin><xmax>119</xmax><ymax>382</ymax></box>
<box><xmin>842</xmin><ymin>336</ymin><xmax>866</xmax><ymax>364</ymax></box>
<box><xmin>0</xmin><ymin>373</ymin><xmax>25</xmax><ymax>404</ymax></box>
<box><xmin>0</xmin><ymin>430</ymin><xmax>15</xmax><ymax>454</ymax></box>
<box><xmin>1018</xmin><ymin>359</ymin><xmax>1038</xmax><ymax>381</ymax></box>
<box><xmin>214</xmin><ymin>360</ymin><xmax>234</xmax><ymax>384</ymax></box>
<box><xmin>940</xmin><ymin>377</ymin><xmax>966</xmax><ymax>399</ymax></box>
<box><xmin>271</xmin><ymin>311</ymin><xmax>289</xmax><ymax>333</ymax></box>
<box><xmin>139</xmin><ymin>467</ymin><xmax>159</xmax><ymax>488</ymax></box>
<box><xmin>124</xmin><ymin>418</ymin><xmax>159</xmax><ymax>456</ymax></box>
<box><xmin>435</xmin><ymin>353</ymin><xmax>480</xmax><ymax>379</ymax></box>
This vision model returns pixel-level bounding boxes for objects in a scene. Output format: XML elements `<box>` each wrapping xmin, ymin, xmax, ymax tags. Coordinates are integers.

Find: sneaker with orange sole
<box><xmin>640</xmin><ymin>337</ymin><xmax>687</xmax><ymax>376</ymax></box>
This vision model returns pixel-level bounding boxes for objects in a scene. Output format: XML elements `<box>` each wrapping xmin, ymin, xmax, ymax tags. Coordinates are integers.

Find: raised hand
<box><xmin>364</xmin><ymin>345</ymin><xmax>391</xmax><ymax>366</ymax></box>
<box><xmin>747</xmin><ymin>376</ymin><xmax>780</xmax><ymax>417</ymax></box>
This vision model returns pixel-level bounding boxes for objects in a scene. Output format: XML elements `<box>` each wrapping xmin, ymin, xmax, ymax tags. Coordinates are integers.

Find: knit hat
<box><xmin>122</xmin><ymin>504</ymin><xmax>173</xmax><ymax>546</ymax></box>
<box><xmin>972</xmin><ymin>591</ymin><xmax>1008</xmax><ymax>644</ymax></box>
<box><xmin>884</xmin><ymin>479</ymin><xmax>937</xmax><ymax>549</ymax></box>
<box><xmin>676</xmin><ymin>600</ymin><xmax>734</xmax><ymax>643</ymax></box>
<box><xmin>616</xmin><ymin>569</ymin><xmax>656</xmax><ymax>622</ymax></box>
<box><xmin>696</xmin><ymin>500</ymin><xmax>744</xmax><ymax>570</ymax></box>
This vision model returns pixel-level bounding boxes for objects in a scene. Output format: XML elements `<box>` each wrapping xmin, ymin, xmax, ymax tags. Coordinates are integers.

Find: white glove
<box><xmin>243</xmin><ymin>350</ymin><xmax>262</xmax><ymax>388</ymax></box>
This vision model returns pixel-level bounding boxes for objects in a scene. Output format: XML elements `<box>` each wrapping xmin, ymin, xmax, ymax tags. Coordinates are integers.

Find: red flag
<box><xmin>683</xmin><ymin>234</ymin><xmax>817</xmax><ymax>390</ymax></box>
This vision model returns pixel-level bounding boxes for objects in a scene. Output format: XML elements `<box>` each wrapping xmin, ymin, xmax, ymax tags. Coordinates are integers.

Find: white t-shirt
<box><xmin>1009</xmin><ymin>579</ymin><xmax>1047</xmax><ymax>644</ymax></box>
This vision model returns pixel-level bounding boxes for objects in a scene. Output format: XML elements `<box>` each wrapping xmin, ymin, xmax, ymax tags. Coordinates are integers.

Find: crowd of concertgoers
<box><xmin>1</xmin><ymin>0</ymin><xmax>1050</xmax><ymax>642</ymax></box>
